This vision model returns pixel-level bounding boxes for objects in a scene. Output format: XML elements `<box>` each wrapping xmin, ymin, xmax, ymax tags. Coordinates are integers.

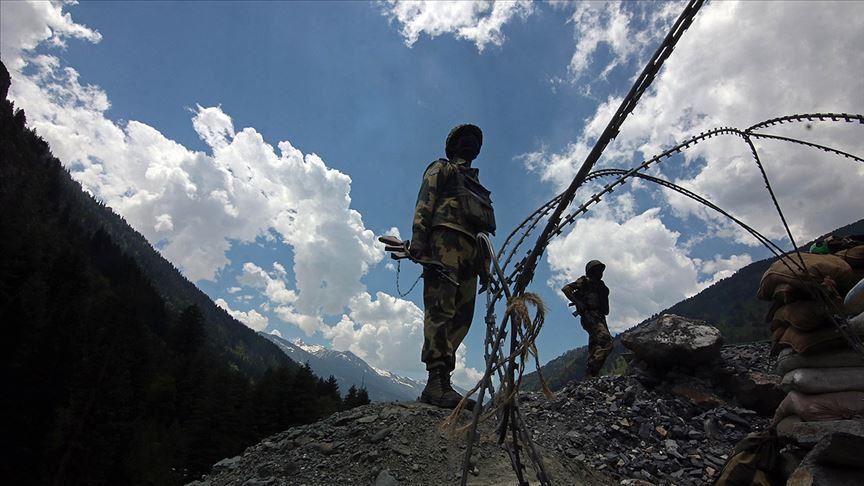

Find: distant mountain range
<box><xmin>522</xmin><ymin>218</ymin><xmax>864</xmax><ymax>391</ymax></box>
<box><xmin>262</xmin><ymin>333</ymin><xmax>425</xmax><ymax>402</ymax></box>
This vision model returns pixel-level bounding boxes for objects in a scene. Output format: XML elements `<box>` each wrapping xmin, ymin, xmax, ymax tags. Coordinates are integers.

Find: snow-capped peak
<box><xmin>290</xmin><ymin>338</ymin><xmax>327</xmax><ymax>356</ymax></box>
<box><xmin>372</xmin><ymin>365</ymin><xmax>423</xmax><ymax>388</ymax></box>
<box><xmin>371</xmin><ymin>365</ymin><xmax>394</xmax><ymax>378</ymax></box>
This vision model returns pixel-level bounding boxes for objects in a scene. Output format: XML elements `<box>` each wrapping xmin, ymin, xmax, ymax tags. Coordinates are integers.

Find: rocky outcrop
<box><xmin>622</xmin><ymin>314</ymin><xmax>723</xmax><ymax>370</ymax></box>
<box><xmin>622</xmin><ymin>315</ymin><xmax>785</xmax><ymax>418</ymax></box>
<box><xmin>191</xmin><ymin>341</ymin><xmax>778</xmax><ymax>485</ymax></box>
<box><xmin>191</xmin><ymin>319</ymin><xmax>810</xmax><ymax>486</ymax></box>
<box><xmin>716</xmin><ymin>367</ymin><xmax>786</xmax><ymax>417</ymax></box>
<box><xmin>188</xmin><ymin>401</ymin><xmax>605</xmax><ymax>486</ymax></box>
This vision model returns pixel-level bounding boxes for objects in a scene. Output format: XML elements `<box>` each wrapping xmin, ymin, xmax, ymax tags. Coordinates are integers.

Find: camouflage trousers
<box><xmin>421</xmin><ymin>228</ymin><xmax>478</xmax><ymax>372</ymax></box>
<box><xmin>580</xmin><ymin>311</ymin><xmax>613</xmax><ymax>377</ymax></box>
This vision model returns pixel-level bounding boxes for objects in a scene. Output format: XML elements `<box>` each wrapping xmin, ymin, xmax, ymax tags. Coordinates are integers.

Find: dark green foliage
<box><xmin>343</xmin><ymin>384</ymin><xmax>372</xmax><ymax>409</ymax></box>
<box><xmin>663</xmin><ymin>219</ymin><xmax>864</xmax><ymax>343</ymax></box>
<box><xmin>356</xmin><ymin>387</ymin><xmax>371</xmax><ymax>406</ymax></box>
<box><xmin>0</xmin><ymin>64</ymin><xmax>344</xmax><ymax>485</ymax></box>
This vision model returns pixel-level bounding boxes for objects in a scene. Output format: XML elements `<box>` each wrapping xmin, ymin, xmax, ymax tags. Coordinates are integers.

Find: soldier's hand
<box><xmin>407</xmin><ymin>242</ymin><xmax>430</xmax><ymax>263</ymax></box>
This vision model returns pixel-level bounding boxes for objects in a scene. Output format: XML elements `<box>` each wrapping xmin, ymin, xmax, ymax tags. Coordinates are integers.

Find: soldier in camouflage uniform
<box><xmin>410</xmin><ymin>124</ymin><xmax>494</xmax><ymax>409</ymax></box>
<box><xmin>562</xmin><ymin>260</ymin><xmax>612</xmax><ymax>377</ymax></box>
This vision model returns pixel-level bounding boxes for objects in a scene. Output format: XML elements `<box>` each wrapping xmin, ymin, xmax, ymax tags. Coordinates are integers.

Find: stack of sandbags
<box><xmin>758</xmin><ymin>252</ymin><xmax>863</xmax><ymax>362</ymax></box>
<box><xmin>755</xmin><ymin>248</ymin><xmax>864</xmax><ymax>483</ymax></box>
<box><xmin>715</xmin><ymin>250</ymin><xmax>864</xmax><ymax>485</ymax></box>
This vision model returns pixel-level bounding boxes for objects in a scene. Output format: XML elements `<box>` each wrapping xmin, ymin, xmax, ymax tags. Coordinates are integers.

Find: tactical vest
<box><xmin>437</xmin><ymin>159</ymin><xmax>496</xmax><ymax>236</ymax></box>
<box><xmin>566</xmin><ymin>276</ymin><xmax>609</xmax><ymax>315</ymax></box>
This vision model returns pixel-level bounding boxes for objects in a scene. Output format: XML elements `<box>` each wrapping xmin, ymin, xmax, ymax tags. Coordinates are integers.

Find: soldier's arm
<box><xmin>561</xmin><ymin>282</ymin><xmax>580</xmax><ymax>304</ymax></box>
<box><xmin>410</xmin><ymin>162</ymin><xmax>443</xmax><ymax>258</ymax></box>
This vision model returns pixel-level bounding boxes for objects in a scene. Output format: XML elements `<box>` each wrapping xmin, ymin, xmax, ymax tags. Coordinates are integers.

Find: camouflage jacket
<box><xmin>562</xmin><ymin>276</ymin><xmax>609</xmax><ymax>316</ymax></box>
<box><xmin>411</xmin><ymin>158</ymin><xmax>489</xmax><ymax>255</ymax></box>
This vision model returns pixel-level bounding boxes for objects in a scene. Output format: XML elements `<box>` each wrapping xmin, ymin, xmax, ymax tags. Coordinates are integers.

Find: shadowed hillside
<box><xmin>0</xmin><ymin>60</ymin><xmax>359</xmax><ymax>485</ymax></box>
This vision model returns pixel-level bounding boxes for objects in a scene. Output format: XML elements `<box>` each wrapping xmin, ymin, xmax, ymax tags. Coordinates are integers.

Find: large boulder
<box><xmin>717</xmin><ymin>370</ymin><xmax>785</xmax><ymax>416</ymax></box>
<box><xmin>622</xmin><ymin>314</ymin><xmax>723</xmax><ymax>370</ymax></box>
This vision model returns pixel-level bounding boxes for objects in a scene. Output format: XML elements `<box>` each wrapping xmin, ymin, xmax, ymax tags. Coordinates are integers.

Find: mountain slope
<box><xmin>663</xmin><ymin>218</ymin><xmax>864</xmax><ymax>341</ymax></box>
<box><xmin>0</xmin><ymin>61</ymin><xmax>345</xmax><ymax>484</ymax></box>
<box><xmin>41</xmin><ymin>149</ymin><xmax>293</xmax><ymax>377</ymax></box>
<box><xmin>523</xmin><ymin>218</ymin><xmax>864</xmax><ymax>391</ymax></box>
<box><xmin>262</xmin><ymin>333</ymin><xmax>425</xmax><ymax>402</ymax></box>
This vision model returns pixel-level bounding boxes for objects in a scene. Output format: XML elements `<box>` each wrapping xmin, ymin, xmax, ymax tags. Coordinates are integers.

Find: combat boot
<box><xmin>420</xmin><ymin>368</ymin><xmax>475</xmax><ymax>410</ymax></box>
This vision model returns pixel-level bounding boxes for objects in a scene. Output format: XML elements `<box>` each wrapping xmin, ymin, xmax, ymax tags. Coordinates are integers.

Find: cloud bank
<box><xmin>378</xmin><ymin>0</ymin><xmax>534</xmax><ymax>52</ymax></box>
<box><xmin>526</xmin><ymin>1</ymin><xmax>864</xmax><ymax>333</ymax></box>
<box><xmin>0</xmin><ymin>0</ymin><xmax>490</xmax><ymax>380</ymax></box>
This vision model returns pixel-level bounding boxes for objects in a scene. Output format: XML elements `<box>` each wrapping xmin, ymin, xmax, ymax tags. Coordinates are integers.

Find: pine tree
<box><xmin>344</xmin><ymin>385</ymin><xmax>358</xmax><ymax>409</ymax></box>
<box><xmin>356</xmin><ymin>387</ymin><xmax>371</xmax><ymax>406</ymax></box>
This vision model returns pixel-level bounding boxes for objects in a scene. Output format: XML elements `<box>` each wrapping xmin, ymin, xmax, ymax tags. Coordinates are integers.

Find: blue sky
<box><xmin>3</xmin><ymin>1</ymin><xmax>862</xmax><ymax>386</ymax></box>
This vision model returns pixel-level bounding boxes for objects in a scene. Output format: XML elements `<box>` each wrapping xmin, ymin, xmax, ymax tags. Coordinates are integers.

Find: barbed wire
<box><xmin>457</xmin><ymin>1</ymin><xmax>708</xmax><ymax>484</ymax></box>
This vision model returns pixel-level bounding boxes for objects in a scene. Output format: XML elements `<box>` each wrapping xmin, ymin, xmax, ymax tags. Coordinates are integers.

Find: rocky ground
<box><xmin>523</xmin><ymin>373</ymin><xmax>767</xmax><ymax>485</ymax></box>
<box><xmin>188</xmin><ymin>400</ymin><xmax>607</xmax><ymax>486</ymax></box>
<box><xmin>189</xmin><ymin>341</ymin><xmax>776</xmax><ymax>485</ymax></box>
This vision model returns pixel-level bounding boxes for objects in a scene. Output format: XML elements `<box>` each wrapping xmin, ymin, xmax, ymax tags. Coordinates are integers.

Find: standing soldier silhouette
<box><xmin>562</xmin><ymin>260</ymin><xmax>612</xmax><ymax>378</ymax></box>
<box><xmin>410</xmin><ymin>124</ymin><xmax>494</xmax><ymax>409</ymax></box>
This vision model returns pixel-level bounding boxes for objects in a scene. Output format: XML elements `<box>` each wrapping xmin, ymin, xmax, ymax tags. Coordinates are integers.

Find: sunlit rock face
<box><xmin>622</xmin><ymin>314</ymin><xmax>724</xmax><ymax>369</ymax></box>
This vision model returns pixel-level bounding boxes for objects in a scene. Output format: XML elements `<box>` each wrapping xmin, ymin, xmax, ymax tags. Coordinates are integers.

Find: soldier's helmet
<box><xmin>585</xmin><ymin>260</ymin><xmax>606</xmax><ymax>275</ymax></box>
<box><xmin>445</xmin><ymin>124</ymin><xmax>483</xmax><ymax>160</ymax></box>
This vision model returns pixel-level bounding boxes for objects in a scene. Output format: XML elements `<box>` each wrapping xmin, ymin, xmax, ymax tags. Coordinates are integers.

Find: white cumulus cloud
<box><xmin>215</xmin><ymin>298</ymin><xmax>269</xmax><ymax>332</ymax></box>
<box><xmin>0</xmin><ymin>1</ymin><xmax>435</xmax><ymax>376</ymax></box>
<box><xmin>323</xmin><ymin>291</ymin><xmax>424</xmax><ymax>375</ymax></box>
<box><xmin>523</xmin><ymin>1</ymin><xmax>863</xmax><ymax>335</ymax></box>
<box><xmin>452</xmin><ymin>343</ymin><xmax>484</xmax><ymax>390</ymax></box>
<box><xmin>0</xmin><ymin>0</ymin><xmax>101</xmax><ymax>70</ymax></box>
<box><xmin>238</xmin><ymin>262</ymin><xmax>298</xmax><ymax>305</ymax></box>
<box><xmin>379</xmin><ymin>0</ymin><xmax>535</xmax><ymax>52</ymax></box>
<box><xmin>527</xmin><ymin>1</ymin><xmax>864</xmax><ymax>244</ymax></box>
<box><xmin>546</xmin><ymin>208</ymin><xmax>704</xmax><ymax>333</ymax></box>
<box><xmin>7</xmin><ymin>47</ymin><xmax>384</xmax><ymax>319</ymax></box>
<box><xmin>566</xmin><ymin>1</ymin><xmax>679</xmax><ymax>85</ymax></box>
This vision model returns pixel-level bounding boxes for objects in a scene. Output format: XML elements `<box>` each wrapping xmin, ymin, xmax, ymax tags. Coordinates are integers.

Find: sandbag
<box><xmin>715</xmin><ymin>431</ymin><xmax>783</xmax><ymax>486</ymax></box>
<box><xmin>775</xmin><ymin>347</ymin><xmax>864</xmax><ymax>375</ymax></box>
<box><xmin>772</xmin><ymin>282</ymin><xmax>805</xmax><ymax>305</ymax></box>
<box><xmin>772</xmin><ymin>300</ymin><xmax>833</xmax><ymax>331</ymax></box>
<box><xmin>757</xmin><ymin>253</ymin><xmax>855</xmax><ymax>301</ymax></box>
<box><xmin>773</xmin><ymin>390</ymin><xmax>864</xmax><ymax>424</ymax></box>
<box><xmin>781</xmin><ymin>367</ymin><xmax>864</xmax><ymax>393</ymax></box>
<box><xmin>835</xmin><ymin>245</ymin><xmax>864</xmax><ymax>269</ymax></box>
<box><xmin>774</xmin><ymin>317</ymin><xmax>864</xmax><ymax>354</ymax></box>
<box><xmin>845</xmin><ymin>277</ymin><xmax>864</xmax><ymax>315</ymax></box>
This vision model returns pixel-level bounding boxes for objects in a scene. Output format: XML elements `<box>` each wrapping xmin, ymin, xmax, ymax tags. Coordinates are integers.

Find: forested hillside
<box><xmin>664</xmin><ymin>218</ymin><xmax>864</xmax><ymax>341</ymax></box>
<box><xmin>0</xmin><ymin>61</ymin><xmax>359</xmax><ymax>485</ymax></box>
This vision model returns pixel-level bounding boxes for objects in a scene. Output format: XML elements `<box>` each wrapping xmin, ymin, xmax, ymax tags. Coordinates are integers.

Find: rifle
<box><xmin>568</xmin><ymin>300</ymin><xmax>586</xmax><ymax>318</ymax></box>
<box><xmin>378</xmin><ymin>235</ymin><xmax>460</xmax><ymax>287</ymax></box>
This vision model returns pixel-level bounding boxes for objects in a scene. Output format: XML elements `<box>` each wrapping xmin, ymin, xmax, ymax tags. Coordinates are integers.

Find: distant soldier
<box><xmin>410</xmin><ymin>124</ymin><xmax>495</xmax><ymax>409</ymax></box>
<box><xmin>562</xmin><ymin>260</ymin><xmax>612</xmax><ymax>377</ymax></box>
